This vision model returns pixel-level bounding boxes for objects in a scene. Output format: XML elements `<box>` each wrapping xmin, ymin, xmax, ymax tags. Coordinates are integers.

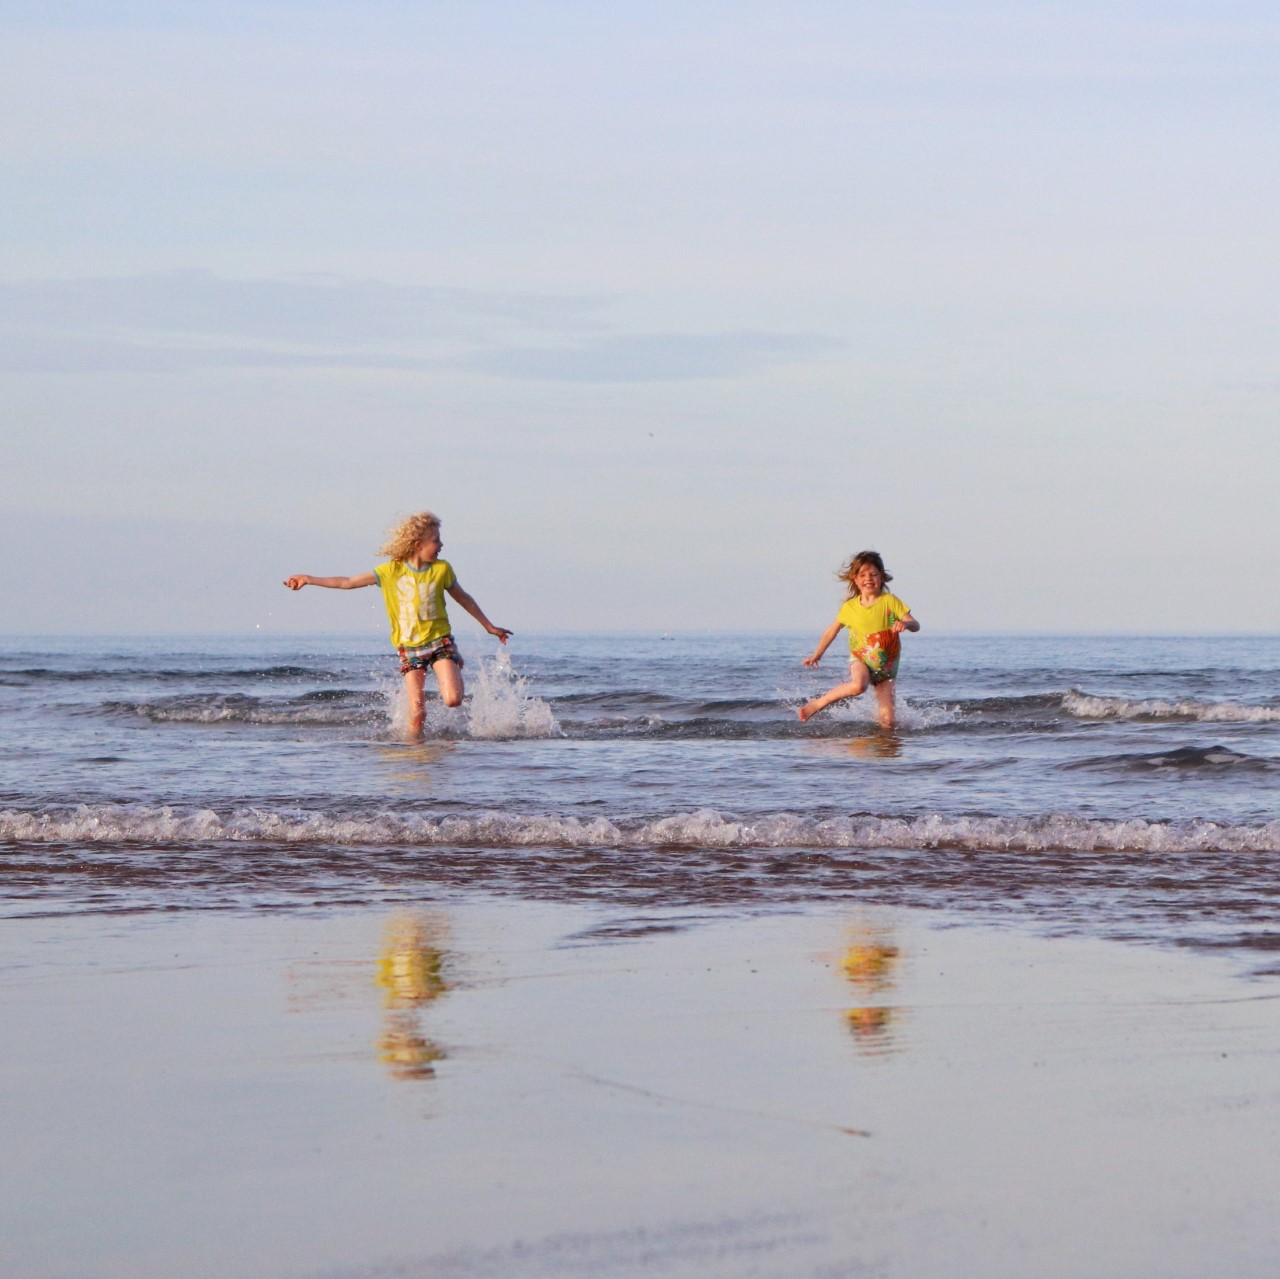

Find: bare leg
<box><xmin>872</xmin><ymin>679</ymin><xmax>896</xmax><ymax>730</ymax></box>
<box><xmin>432</xmin><ymin>658</ymin><xmax>464</xmax><ymax>709</ymax></box>
<box><xmin>798</xmin><ymin>663</ymin><xmax>870</xmax><ymax>721</ymax></box>
<box><xmin>403</xmin><ymin>668</ymin><xmax>427</xmax><ymax>739</ymax></box>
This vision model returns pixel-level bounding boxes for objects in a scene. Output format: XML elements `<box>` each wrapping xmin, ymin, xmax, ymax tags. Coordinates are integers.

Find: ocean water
<box><xmin>2</xmin><ymin>632</ymin><xmax>1278</xmax><ymax>963</ymax></box>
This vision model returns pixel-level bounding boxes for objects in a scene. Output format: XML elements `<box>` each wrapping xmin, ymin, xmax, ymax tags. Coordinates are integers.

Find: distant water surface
<box><xmin>2</xmin><ymin>633</ymin><xmax>1278</xmax><ymax>963</ymax></box>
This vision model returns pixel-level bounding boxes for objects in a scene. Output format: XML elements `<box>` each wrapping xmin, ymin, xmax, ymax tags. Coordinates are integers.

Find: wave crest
<box><xmin>105</xmin><ymin>693</ymin><xmax>375</xmax><ymax>725</ymax></box>
<box><xmin>4</xmin><ymin>804</ymin><xmax>1279</xmax><ymax>854</ymax></box>
<box><xmin>1063</xmin><ymin>690</ymin><xmax>1280</xmax><ymax>723</ymax></box>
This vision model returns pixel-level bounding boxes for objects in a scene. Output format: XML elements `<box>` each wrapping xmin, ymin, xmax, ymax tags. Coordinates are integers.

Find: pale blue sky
<box><xmin>3</xmin><ymin>1</ymin><xmax>1277</xmax><ymax>634</ymax></box>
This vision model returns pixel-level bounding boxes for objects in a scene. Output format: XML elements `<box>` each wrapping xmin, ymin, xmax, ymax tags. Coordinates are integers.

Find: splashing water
<box><xmin>818</xmin><ymin>695</ymin><xmax>961</xmax><ymax>731</ymax></box>
<box><xmin>377</xmin><ymin>651</ymin><xmax>558</xmax><ymax>739</ymax></box>
<box><xmin>779</xmin><ymin>672</ymin><xmax>960</xmax><ymax>730</ymax></box>
<box><xmin>466</xmin><ymin>650</ymin><xmax>561</xmax><ymax>739</ymax></box>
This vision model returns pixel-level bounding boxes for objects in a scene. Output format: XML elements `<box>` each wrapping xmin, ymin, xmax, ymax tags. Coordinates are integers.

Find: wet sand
<box><xmin>2</xmin><ymin>899</ymin><xmax>1278</xmax><ymax>1278</ymax></box>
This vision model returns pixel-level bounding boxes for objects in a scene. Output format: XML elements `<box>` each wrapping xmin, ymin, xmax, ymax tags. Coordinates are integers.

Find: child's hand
<box><xmin>891</xmin><ymin>620</ymin><xmax>907</xmax><ymax>634</ymax></box>
<box><xmin>283</xmin><ymin>575</ymin><xmax>309</xmax><ymax>590</ymax></box>
<box><xmin>802</xmin><ymin>654</ymin><xmax>822</xmax><ymax>667</ymax></box>
<box><xmin>488</xmin><ymin>625</ymin><xmax>513</xmax><ymax>643</ymax></box>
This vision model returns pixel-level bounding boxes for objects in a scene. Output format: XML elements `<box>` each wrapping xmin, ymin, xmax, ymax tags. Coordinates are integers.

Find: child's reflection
<box><xmin>375</xmin><ymin>741</ymin><xmax>456</xmax><ymax>792</ymax></box>
<box><xmin>374</xmin><ymin>913</ymin><xmax>450</xmax><ymax>1081</ymax></box>
<box><xmin>841</xmin><ymin>923</ymin><xmax>903</xmax><ymax>1055</ymax></box>
<box><xmin>802</xmin><ymin>733</ymin><xmax>903</xmax><ymax>761</ymax></box>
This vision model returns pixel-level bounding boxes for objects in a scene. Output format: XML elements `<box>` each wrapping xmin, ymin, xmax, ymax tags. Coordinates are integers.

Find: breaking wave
<box><xmin>4</xmin><ymin>803</ymin><xmax>1279</xmax><ymax>854</ymax></box>
<box><xmin>95</xmin><ymin>688</ymin><xmax>956</xmax><ymax>738</ymax></box>
<box><xmin>1063</xmin><ymin>690</ymin><xmax>1280</xmax><ymax>723</ymax></box>
<box><xmin>96</xmin><ymin>653</ymin><xmax>561</xmax><ymax>739</ymax></box>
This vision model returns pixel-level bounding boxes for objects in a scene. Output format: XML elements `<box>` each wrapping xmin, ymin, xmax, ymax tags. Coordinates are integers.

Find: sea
<box><xmin>2</xmin><ymin>631</ymin><xmax>1278</xmax><ymax>967</ymax></box>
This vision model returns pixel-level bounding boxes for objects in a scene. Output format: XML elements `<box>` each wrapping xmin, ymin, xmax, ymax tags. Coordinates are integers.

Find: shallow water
<box><xmin>2</xmin><ymin>632</ymin><xmax>1278</xmax><ymax>962</ymax></box>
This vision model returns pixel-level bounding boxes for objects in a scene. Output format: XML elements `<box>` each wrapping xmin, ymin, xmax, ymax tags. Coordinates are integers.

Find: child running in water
<box><xmin>284</xmin><ymin>511</ymin><xmax>511</xmax><ymax>739</ymax></box>
<box><xmin>798</xmin><ymin>550</ymin><xmax>920</xmax><ymax>730</ymax></box>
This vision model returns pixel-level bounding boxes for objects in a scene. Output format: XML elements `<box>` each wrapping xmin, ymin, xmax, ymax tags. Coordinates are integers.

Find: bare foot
<box><xmin>797</xmin><ymin>701</ymin><xmax>818</xmax><ymax>722</ymax></box>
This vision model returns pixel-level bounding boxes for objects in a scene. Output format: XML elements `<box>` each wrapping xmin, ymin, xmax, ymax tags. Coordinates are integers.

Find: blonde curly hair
<box><xmin>379</xmin><ymin>511</ymin><xmax>441</xmax><ymax>561</ymax></box>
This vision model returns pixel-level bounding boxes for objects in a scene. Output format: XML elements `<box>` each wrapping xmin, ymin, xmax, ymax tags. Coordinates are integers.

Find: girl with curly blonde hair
<box><xmin>285</xmin><ymin>511</ymin><xmax>511</xmax><ymax>738</ymax></box>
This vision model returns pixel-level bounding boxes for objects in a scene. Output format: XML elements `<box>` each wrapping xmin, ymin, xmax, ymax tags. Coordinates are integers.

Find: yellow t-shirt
<box><xmin>373</xmin><ymin>559</ymin><xmax>457</xmax><ymax>649</ymax></box>
<box><xmin>836</xmin><ymin>592</ymin><xmax>911</xmax><ymax>653</ymax></box>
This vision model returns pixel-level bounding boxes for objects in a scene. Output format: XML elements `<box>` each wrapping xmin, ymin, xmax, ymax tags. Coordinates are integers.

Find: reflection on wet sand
<box><xmin>375</xmin><ymin>913</ymin><xmax>451</xmax><ymax>1081</ymax></box>
<box><xmin>804</xmin><ymin>733</ymin><xmax>903</xmax><ymax>761</ymax></box>
<box><xmin>840</xmin><ymin>922</ymin><xmax>903</xmax><ymax>1055</ymax></box>
<box><xmin>375</xmin><ymin>741</ymin><xmax>457</xmax><ymax>792</ymax></box>
<box><xmin>844</xmin><ymin>732</ymin><xmax>903</xmax><ymax>760</ymax></box>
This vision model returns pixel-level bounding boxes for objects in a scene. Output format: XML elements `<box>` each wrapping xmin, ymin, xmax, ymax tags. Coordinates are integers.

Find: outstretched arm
<box><xmin>446</xmin><ymin>582</ymin><xmax>512</xmax><ymax>643</ymax></box>
<box><xmin>283</xmin><ymin>573</ymin><xmax>377</xmax><ymax>590</ymax></box>
<box><xmin>803</xmin><ymin>620</ymin><xmax>844</xmax><ymax>667</ymax></box>
<box><xmin>891</xmin><ymin>613</ymin><xmax>920</xmax><ymax>634</ymax></box>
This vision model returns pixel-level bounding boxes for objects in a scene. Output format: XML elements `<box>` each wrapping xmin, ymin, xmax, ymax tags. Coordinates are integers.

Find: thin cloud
<box><xmin>0</xmin><ymin>271</ymin><xmax>842</xmax><ymax>381</ymax></box>
<box><xmin>0</xmin><ymin>332</ymin><xmax>444</xmax><ymax>374</ymax></box>
<box><xmin>0</xmin><ymin>270</ymin><xmax>609</xmax><ymax>347</ymax></box>
<box><xmin>458</xmin><ymin>332</ymin><xmax>844</xmax><ymax>382</ymax></box>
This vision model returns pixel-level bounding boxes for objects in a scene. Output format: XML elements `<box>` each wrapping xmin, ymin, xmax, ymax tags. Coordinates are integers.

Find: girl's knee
<box><xmin>873</xmin><ymin>682</ymin><xmax>896</xmax><ymax>727</ymax></box>
<box><xmin>433</xmin><ymin>659</ymin><xmax>464</xmax><ymax>708</ymax></box>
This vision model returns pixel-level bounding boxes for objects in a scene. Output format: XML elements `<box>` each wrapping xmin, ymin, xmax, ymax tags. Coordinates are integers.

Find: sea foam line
<box><xmin>4</xmin><ymin>805</ymin><xmax>1279</xmax><ymax>854</ymax></box>
<box><xmin>1064</xmin><ymin>690</ymin><xmax>1280</xmax><ymax>723</ymax></box>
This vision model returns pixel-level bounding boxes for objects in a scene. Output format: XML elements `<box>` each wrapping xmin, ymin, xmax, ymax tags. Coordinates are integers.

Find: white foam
<box><xmin>466</xmin><ymin>650</ymin><xmax>561</xmax><ymax>739</ymax></box>
<box><xmin>133</xmin><ymin>702</ymin><xmax>367</xmax><ymax>726</ymax></box>
<box><xmin>823</xmin><ymin>697</ymin><xmax>961</xmax><ymax>731</ymax></box>
<box><xmin>781</xmin><ymin>676</ymin><xmax>962</xmax><ymax>730</ymax></box>
<box><xmin>1063</xmin><ymin>690</ymin><xmax>1280</xmax><ymax>723</ymax></box>
<box><xmin>378</xmin><ymin>650</ymin><xmax>558</xmax><ymax>740</ymax></box>
<box><xmin>6</xmin><ymin>803</ymin><xmax>1279</xmax><ymax>854</ymax></box>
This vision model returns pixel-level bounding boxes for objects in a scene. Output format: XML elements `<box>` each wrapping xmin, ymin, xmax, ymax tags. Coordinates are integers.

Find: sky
<box><xmin>2</xmin><ymin>0</ymin><xmax>1278</xmax><ymax>634</ymax></box>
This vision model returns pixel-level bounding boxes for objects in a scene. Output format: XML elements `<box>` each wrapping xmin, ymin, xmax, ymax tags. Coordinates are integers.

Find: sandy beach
<box><xmin>8</xmin><ymin>0</ymin><xmax>1280</xmax><ymax>1271</ymax></box>
<box><xmin>3</xmin><ymin>897</ymin><xmax>1277</xmax><ymax>1279</ymax></box>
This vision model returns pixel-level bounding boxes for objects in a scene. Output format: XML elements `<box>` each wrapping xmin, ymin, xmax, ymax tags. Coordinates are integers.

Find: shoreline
<box><xmin>3</xmin><ymin>896</ymin><xmax>1278</xmax><ymax>1278</ymax></box>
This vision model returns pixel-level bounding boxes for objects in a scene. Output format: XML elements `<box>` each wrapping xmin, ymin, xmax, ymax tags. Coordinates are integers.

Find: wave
<box><xmin>65</xmin><ymin>679</ymin><xmax>1280</xmax><ymax>737</ymax></box>
<box><xmin>1066</xmin><ymin>745</ymin><xmax>1277</xmax><ymax>773</ymax></box>
<box><xmin>952</xmin><ymin>693</ymin><xmax>1065</xmax><ymax>714</ymax></box>
<box><xmin>0</xmin><ymin>664</ymin><xmax>350</xmax><ymax>685</ymax></box>
<box><xmin>89</xmin><ymin>685</ymin><xmax>955</xmax><ymax>737</ymax></box>
<box><xmin>1063</xmin><ymin>689</ymin><xmax>1280</xmax><ymax>723</ymax></box>
<box><xmin>102</xmin><ymin>692</ymin><xmax>379</xmax><ymax>726</ymax></box>
<box><xmin>86</xmin><ymin>653</ymin><xmax>562</xmax><ymax>739</ymax></box>
<box><xmin>5</xmin><ymin>803</ymin><xmax>1279</xmax><ymax>854</ymax></box>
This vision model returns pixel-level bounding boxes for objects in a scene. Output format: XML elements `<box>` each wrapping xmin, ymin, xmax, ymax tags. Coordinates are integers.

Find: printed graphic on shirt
<box><xmin>374</xmin><ymin>559</ymin><xmax>456</xmax><ymax>649</ymax></box>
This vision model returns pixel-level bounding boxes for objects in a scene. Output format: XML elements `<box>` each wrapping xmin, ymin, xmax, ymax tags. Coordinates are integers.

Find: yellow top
<box><xmin>373</xmin><ymin>559</ymin><xmax>456</xmax><ymax>648</ymax></box>
<box><xmin>835</xmin><ymin>592</ymin><xmax>911</xmax><ymax>653</ymax></box>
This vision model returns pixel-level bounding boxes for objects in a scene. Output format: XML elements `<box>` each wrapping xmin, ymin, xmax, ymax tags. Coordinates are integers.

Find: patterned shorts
<box><xmin>851</xmin><ymin>630</ymin><xmax>901</xmax><ymax>686</ymax></box>
<box><xmin>398</xmin><ymin>635</ymin><xmax>463</xmax><ymax>675</ymax></box>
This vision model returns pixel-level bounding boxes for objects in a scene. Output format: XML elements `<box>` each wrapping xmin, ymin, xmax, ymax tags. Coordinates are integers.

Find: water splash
<box><xmin>780</xmin><ymin>674</ymin><xmax>961</xmax><ymax>730</ymax></box>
